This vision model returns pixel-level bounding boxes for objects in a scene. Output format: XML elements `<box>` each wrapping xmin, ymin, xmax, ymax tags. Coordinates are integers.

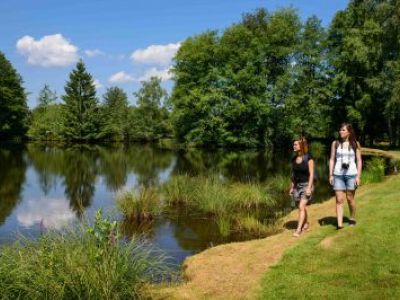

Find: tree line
<box><xmin>1</xmin><ymin>0</ymin><xmax>400</xmax><ymax>147</ymax></box>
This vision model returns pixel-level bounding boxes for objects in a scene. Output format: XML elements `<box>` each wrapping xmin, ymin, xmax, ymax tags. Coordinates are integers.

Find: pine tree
<box><xmin>0</xmin><ymin>51</ymin><xmax>29</xmax><ymax>139</ymax></box>
<box><xmin>38</xmin><ymin>84</ymin><xmax>57</xmax><ymax>108</ymax></box>
<box><xmin>62</xmin><ymin>60</ymin><xmax>100</xmax><ymax>141</ymax></box>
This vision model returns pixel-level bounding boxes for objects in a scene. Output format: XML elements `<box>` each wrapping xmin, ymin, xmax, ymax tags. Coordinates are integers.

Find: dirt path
<box><xmin>150</xmin><ymin>185</ymin><xmax>373</xmax><ymax>300</ymax></box>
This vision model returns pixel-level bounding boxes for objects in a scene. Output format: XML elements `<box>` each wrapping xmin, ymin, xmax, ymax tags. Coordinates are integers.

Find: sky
<box><xmin>0</xmin><ymin>0</ymin><xmax>349</xmax><ymax>108</ymax></box>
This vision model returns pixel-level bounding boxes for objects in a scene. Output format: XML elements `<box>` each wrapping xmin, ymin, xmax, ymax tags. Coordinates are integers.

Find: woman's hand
<box><xmin>355</xmin><ymin>176</ymin><xmax>361</xmax><ymax>187</ymax></box>
<box><xmin>329</xmin><ymin>175</ymin><xmax>334</xmax><ymax>186</ymax></box>
<box><xmin>306</xmin><ymin>187</ymin><xmax>312</xmax><ymax>197</ymax></box>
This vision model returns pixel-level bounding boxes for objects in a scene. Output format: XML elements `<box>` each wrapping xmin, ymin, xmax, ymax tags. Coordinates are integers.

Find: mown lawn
<box><xmin>260</xmin><ymin>175</ymin><xmax>400</xmax><ymax>299</ymax></box>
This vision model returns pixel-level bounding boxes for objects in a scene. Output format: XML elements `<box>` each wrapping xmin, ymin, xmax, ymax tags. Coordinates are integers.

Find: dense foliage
<box><xmin>2</xmin><ymin>1</ymin><xmax>400</xmax><ymax>147</ymax></box>
<box><xmin>0</xmin><ymin>52</ymin><xmax>29</xmax><ymax>140</ymax></box>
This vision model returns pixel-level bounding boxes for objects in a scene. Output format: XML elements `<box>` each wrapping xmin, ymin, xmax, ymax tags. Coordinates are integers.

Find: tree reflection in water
<box><xmin>0</xmin><ymin>145</ymin><xmax>27</xmax><ymax>225</ymax></box>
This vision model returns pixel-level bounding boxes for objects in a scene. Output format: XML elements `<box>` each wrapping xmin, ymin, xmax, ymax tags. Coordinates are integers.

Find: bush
<box><xmin>362</xmin><ymin>157</ymin><xmax>385</xmax><ymax>184</ymax></box>
<box><xmin>0</xmin><ymin>210</ymin><xmax>168</xmax><ymax>299</ymax></box>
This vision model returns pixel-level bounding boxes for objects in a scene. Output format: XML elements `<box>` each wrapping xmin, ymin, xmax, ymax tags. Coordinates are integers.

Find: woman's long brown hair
<box><xmin>295</xmin><ymin>137</ymin><xmax>309</xmax><ymax>156</ymax></box>
<box><xmin>339</xmin><ymin>123</ymin><xmax>359</xmax><ymax>150</ymax></box>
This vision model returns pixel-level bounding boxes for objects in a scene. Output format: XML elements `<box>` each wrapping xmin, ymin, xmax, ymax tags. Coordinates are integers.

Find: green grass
<box><xmin>161</xmin><ymin>174</ymin><xmax>277</xmax><ymax>237</ymax></box>
<box><xmin>361</xmin><ymin>156</ymin><xmax>385</xmax><ymax>184</ymax></box>
<box><xmin>117</xmin><ymin>187</ymin><xmax>162</xmax><ymax>223</ymax></box>
<box><xmin>163</xmin><ymin>174</ymin><xmax>275</xmax><ymax>215</ymax></box>
<box><xmin>0</xmin><ymin>210</ymin><xmax>169</xmax><ymax>299</ymax></box>
<box><xmin>234</xmin><ymin>215</ymin><xmax>272</xmax><ymax>236</ymax></box>
<box><xmin>259</xmin><ymin>175</ymin><xmax>400</xmax><ymax>299</ymax></box>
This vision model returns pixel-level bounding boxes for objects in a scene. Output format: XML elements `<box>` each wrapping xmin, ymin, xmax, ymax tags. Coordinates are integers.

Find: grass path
<box><xmin>260</xmin><ymin>174</ymin><xmax>400</xmax><ymax>299</ymax></box>
<box><xmin>152</xmin><ymin>150</ymin><xmax>399</xmax><ymax>300</ymax></box>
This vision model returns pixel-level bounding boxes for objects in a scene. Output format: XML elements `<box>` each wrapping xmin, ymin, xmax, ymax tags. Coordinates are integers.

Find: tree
<box><xmin>28</xmin><ymin>84</ymin><xmax>63</xmax><ymax>141</ymax></box>
<box><xmin>128</xmin><ymin>77</ymin><xmax>171</xmax><ymax>141</ymax></box>
<box><xmin>285</xmin><ymin>16</ymin><xmax>333</xmax><ymax>139</ymax></box>
<box><xmin>62</xmin><ymin>60</ymin><xmax>100</xmax><ymax>141</ymax></box>
<box><xmin>328</xmin><ymin>0</ymin><xmax>391</xmax><ymax>145</ymax></box>
<box><xmin>170</xmin><ymin>8</ymin><xmax>301</xmax><ymax>147</ymax></box>
<box><xmin>27</xmin><ymin>104</ymin><xmax>64</xmax><ymax>141</ymax></box>
<box><xmin>38</xmin><ymin>84</ymin><xmax>57</xmax><ymax>108</ymax></box>
<box><xmin>0</xmin><ymin>51</ymin><xmax>29</xmax><ymax>139</ymax></box>
<box><xmin>99</xmin><ymin>87</ymin><xmax>129</xmax><ymax>141</ymax></box>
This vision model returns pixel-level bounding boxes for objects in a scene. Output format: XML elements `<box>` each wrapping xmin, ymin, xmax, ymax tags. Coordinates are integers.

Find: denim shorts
<box><xmin>333</xmin><ymin>175</ymin><xmax>357</xmax><ymax>191</ymax></box>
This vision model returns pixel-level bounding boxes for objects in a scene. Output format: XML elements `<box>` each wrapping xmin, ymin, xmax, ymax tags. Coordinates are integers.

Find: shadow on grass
<box><xmin>284</xmin><ymin>221</ymin><xmax>297</xmax><ymax>230</ymax></box>
<box><xmin>318</xmin><ymin>216</ymin><xmax>350</xmax><ymax>227</ymax></box>
<box><xmin>284</xmin><ymin>216</ymin><xmax>351</xmax><ymax>230</ymax></box>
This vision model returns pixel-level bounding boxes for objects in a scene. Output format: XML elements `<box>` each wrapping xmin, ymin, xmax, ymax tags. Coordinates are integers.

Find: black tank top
<box><xmin>292</xmin><ymin>154</ymin><xmax>312</xmax><ymax>183</ymax></box>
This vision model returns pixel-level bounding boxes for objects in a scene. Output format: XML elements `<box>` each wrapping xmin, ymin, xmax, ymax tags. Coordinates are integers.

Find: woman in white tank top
<box><xmin>329</xmin><ymin>123</ymin><xmax>363</xmax><ymax>229</ymax></box>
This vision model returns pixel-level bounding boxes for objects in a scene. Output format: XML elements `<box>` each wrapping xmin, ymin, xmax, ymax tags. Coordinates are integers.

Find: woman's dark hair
<box><xmin>339</xmin><ymin>123</ymin><xmax>359</xmax><ymax>150</ymax></box>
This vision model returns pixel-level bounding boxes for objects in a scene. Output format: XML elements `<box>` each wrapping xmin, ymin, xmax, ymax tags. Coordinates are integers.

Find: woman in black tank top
<box><xmin>289</xmin><ymin>137</ymin><xmax>315</xmax><ymax>237</ymax></box>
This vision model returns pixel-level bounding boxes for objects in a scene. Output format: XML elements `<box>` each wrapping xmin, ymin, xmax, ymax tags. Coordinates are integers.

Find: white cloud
<box><xmin>137</xmin><ymin>67</ymin><xmax>172</xmax><ymax>82</ymax></box>
<box><xmin>17</xmin><ymin>198</ymin><xmax>76</xmax><ymax>230</ymax></box>
<box><xmin>131</xmin><ymin>42</ymin><xmax>181</xmax><ymax>65</ymax></box>
<box><xmin>85</xmin><ymin>49</ymin><xmax>105</xmax><ymax>57</ymax></box>
<box><xmin>108</xmin><ymin>71</ymin><xmax>135</xmax><ymax>83</ymax></box>
<box><xmin>108</xmin><ymin>67</ymin><xmax>172</xmax><ymax>84</ymax></box>
<box><xmin>93</xmin><ymin>79</ymin><xmax>103</xmax><ymax>89</ymax></box>
<box><xmin>16</xmin><ymin>34</ymin><xmax>79</xmax><ymax>67</ymax></box>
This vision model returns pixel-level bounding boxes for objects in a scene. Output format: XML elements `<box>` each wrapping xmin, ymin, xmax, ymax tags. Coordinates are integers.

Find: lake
<box><xmin>0</xmin><ymin>142</ymin><xmax>333</xmax><ymax>265</ymax></box>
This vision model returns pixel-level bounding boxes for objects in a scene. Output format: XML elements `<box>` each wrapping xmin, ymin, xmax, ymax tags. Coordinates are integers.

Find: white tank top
<box><xmin>333</xmin><ymin>142</ymin><xmax>358</xmax><ymax>176</ymax></box>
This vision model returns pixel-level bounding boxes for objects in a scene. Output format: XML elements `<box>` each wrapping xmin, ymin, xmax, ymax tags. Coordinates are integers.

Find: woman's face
<box><xmin>293</xmin><ymin>140</ymin><xmax>301</xmax><ymax>152</ymax></box>
<box><xmin>339</xmin><ymin>126</ymin><xmax>350</xmax><ymax>140</ymax></box>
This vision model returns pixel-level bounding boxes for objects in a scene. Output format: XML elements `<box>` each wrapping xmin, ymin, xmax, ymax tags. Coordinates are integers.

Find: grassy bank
<box><xmin>0</xmin><ymin>211</ymin><xmax>168</xmax><ymax>299</ymax></box>
<box><xmin>259</xmin><ymin>174</ymin><xmax>400</xmax><ymax>299</ymax></box>
<box><xmin>152</xmin><ymin>149</ymin><xmax>399</xmax><ymax>299</ymax></box>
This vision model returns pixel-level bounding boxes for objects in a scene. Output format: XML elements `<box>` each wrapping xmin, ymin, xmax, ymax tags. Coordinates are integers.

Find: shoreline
<box><xmin>151</xmin><ymin>149</ymin><xmax>399</xmax><ymax>299</ymax></box>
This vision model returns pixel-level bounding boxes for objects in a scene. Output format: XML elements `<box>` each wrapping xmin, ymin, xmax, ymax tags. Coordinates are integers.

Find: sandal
<box><xmin>336</xmin><ymin>225</ymin><xmax>344</xmax><ymax>230</ymax></box>
<box><xmin>293</xmin><ymin>230</ymin><xmax>302</xmax><ymax>237</ymax></box>
<box><xmin>349</xmin><ymin>219</ymin><xmax>357</xmax><ymax>226</ymax></box>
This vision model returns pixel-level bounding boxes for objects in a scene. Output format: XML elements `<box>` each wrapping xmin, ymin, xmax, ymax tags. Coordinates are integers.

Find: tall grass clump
<box><xmin>162</xmin><ymin>174</ymin><xmax>278</xmax><ymax>237</ymax></box>
<box><xmin>163</xmin><ymin>174</ymin><xmax>276</xmax><ymax>216</ymax></box>
<box><xmin>265</xmin><ymin>174</ymin><xmax>290</xmax><ymax>196</ymax></box>
<box><xmin>229</xmin><ymin>182</ymin><xmax>275</xmax><ymax>211</ymax></box>
<box><xmin>0</xmin><ymin>210</ymin><xmax>169</xmax><ymax>299</ymax></box>
<box><xmin>117</xmin><ymin>187</ymin><xmax>162</xmax><ymax>223</ymax></box>
<box><xmin>362</xmin><ymin>157</ymin><xmax>385</xmax><ymax>184</ymax></box>
<box><xmin>162</xmin><ymin>175</ymin><xmax>197</xmax><ymax>206</ymax></box>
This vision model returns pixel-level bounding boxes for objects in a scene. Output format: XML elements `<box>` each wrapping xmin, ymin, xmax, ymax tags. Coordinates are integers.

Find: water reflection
<box><xmin>172</xmin><ymin>148</ymin><xmax>302</xmax><ymax>185</ymax></box>
<box><xmin>16</xmin><ymin>197</ymin><xmax>75</xmax><ymax>230</ymax></box>
<box><xmin>0</xmin><ymin>142</ymin><xmax>332</xmax><ymax>264</ymax></box>
<box><xmin>0</xmin><ymin>146</ymin><xmax>26</xmax><ymax>225</ymax></box>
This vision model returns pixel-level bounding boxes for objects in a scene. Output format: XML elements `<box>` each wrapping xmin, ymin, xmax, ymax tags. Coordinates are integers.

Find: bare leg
<box><xmin>346</xmin><ymin>190</ymin><xmax>356</xmax><ymax>221</ymax></box>
<box><xmin>336</xmin><ymin>191</ymin><xmax>346</xmax><ymax>228</ymax></box>
<box><xmin>302</xmin><ymin>209</ymin><xmax>309</xmax><ymax>231</ymax></box>
<box><xmin>295</xmin><ymin>199</ymin><xmax>308</xmax><ymax>234</ymax></box>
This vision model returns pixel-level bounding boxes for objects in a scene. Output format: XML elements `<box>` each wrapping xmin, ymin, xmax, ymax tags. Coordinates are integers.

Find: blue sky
<box><xmin>0</xmin><ymin>0</ymin><xmax>349</xmax><ymax>108</ymax></box>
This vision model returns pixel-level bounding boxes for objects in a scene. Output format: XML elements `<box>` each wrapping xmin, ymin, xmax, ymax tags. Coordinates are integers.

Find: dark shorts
<box><xmin>291</xmin><ymin>182</ymin><xmax>313</xmax><ymax>203</ymax></box>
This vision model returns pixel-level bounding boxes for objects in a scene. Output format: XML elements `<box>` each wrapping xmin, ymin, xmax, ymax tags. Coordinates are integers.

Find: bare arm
<box><xmin>289</xmin><ymin>181</ymin><xmax>294</xmax><ymax>195</ymax></box>
<box><xmin>307</xmin><ymin>159</ymin><xmax>314</xmax><ymax>193</ymax></box>
<box><xmin>329</xmin><ymin>141</ymin><xmax>336</xmax><ymax>185</ymax></box>
<box><xmin>356</xmin><ymin>142</ymin><xmax>363</xmax><ymax>185</ymax></box>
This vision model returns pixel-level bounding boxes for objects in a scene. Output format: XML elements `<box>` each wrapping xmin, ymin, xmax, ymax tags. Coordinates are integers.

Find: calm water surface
<box><xmin>0</xmin><ymin>143</ymin><xmax>333</xmax><ymax>264</ymax></box>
